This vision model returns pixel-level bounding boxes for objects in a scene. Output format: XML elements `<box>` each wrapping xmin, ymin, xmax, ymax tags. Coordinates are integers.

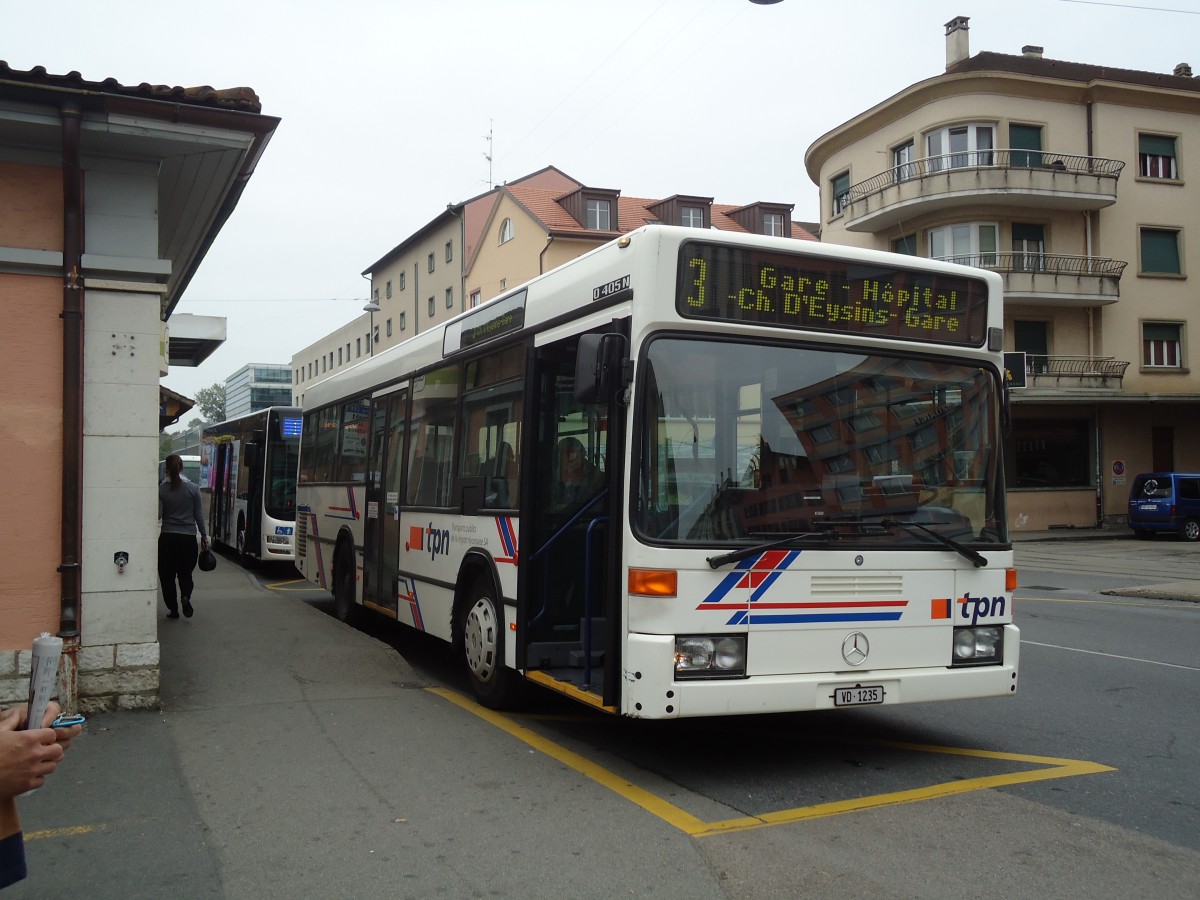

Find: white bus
<box><xmin>200</xmin><ymin>406</ymin><xmax>302</xmax><ymax>563</ymax></box>
<box><xmin>297</xmin><ymin>225</ymin><xmax>1018</xmax><ymax>718</ymax></box>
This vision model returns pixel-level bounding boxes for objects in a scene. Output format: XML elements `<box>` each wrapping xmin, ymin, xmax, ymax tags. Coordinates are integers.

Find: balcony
<box><xmin>841</xmin><ymin>151</ymin><xmax>1125</xmax><ymax>233</ymax></box>
<box><xmin>1018</xmin><ymin>355</ymin><xmax>1131</xmax><ymax>393</ymax></box>
<box><xmin>935</xmin><ymin>253</ymin><xmax>1128</xmax><ymax>307</ymax></box>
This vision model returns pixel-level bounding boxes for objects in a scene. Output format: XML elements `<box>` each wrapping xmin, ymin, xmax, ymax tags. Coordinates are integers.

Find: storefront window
<box><xmin>1011</xmin><ymin>419</ymin><xmax>1091</xmax><ymax>487</ymax></box>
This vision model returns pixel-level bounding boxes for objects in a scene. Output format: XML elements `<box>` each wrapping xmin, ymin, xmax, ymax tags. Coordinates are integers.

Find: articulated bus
<box><xmin>296</xmin><ymin>225</ymin><xmax>1018</xmax><ymax>718</ymax></box>
<box><xmin>200</xmin><ymin>406</ymin><xmax>302</xmax><ymax>562</ymax></box>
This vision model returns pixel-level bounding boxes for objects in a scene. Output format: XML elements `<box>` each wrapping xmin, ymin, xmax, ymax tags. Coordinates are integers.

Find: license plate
<box><xmin>832</xmin><ymin>684</ymin><xmax>885</xmax><ymax>707</ymax></box>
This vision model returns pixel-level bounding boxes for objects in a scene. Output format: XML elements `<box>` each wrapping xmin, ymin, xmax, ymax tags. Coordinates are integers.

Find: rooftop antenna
<box><xmin>483</xmin><ymin>120</ymin><xmax>493</xmax><ymax>188</ymax></box>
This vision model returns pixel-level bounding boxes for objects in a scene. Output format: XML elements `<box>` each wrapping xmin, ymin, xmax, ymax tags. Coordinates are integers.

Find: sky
<box><xmin>8</xmin><ymin>0</ymin><xmax>1200</xmax><ymax>419</ymax></box>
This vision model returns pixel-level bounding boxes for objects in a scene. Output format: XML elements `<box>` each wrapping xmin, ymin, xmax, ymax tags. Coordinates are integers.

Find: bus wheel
<box><xmin>461</xmin><ymin>578</ymin><xmax>519</xmax><ymax>709</ymax></box>
<box><xmin>334</xmin><ymin>544</ymin><xmax>358</xmax><ymax>623</ymax></box>
<box><xmin>236</xmin><ymin>515</ymin><xmax>247</xmax><ymax>559</ymax></box>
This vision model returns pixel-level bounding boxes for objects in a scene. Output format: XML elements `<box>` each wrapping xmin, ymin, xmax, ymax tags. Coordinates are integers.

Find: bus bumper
<box><xmin>622</xmin><ymin>625</ymin><xmax>1019</xmax><ymax>719</ymax></box>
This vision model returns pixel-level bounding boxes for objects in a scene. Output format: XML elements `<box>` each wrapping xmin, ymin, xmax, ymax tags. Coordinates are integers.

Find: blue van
<box><xmin>1128</xmin><ymin>473</ymin><xmax>1200</xmax><ymax>541</ymax></box>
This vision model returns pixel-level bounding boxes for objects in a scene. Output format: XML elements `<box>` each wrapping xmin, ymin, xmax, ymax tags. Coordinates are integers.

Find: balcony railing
<box><xmin>846</xmin><ymin>150</ymin><xmax>1126</xmax><ymax>203</ymax></box>
<box><xmin>933</xmin><ymin>253</ymin><xmax>1127</xmax><ymax>278</ymax></box>
<box><xmin>933</xmin><ymin>253</ymin><xmax>1127</xmax><ymax>306</ymax></box>
<box><xmin>838</xmin><ymin>150</ymin><xmax>1126</xmax><ymax>233</ymax></box>
<box><xmin>1021</xmin><ymin>355</ymin><xmax>1130</xmax><ymax>390</ymax></box>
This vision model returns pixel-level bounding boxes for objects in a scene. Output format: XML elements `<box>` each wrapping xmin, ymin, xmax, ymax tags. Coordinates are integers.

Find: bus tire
<box><xmin>460</xmin><ymin>577</ymin><xmax>519</xmax><ymax>709</ymax></box>
<box><xmin>236</xmin><ymin>514</ymin><xmax>248</xmax><ymax>560</ymax></box>
<box><xmin>334</xmin><ymin>542</ymin><xmax>358</xmax><ymax>624</ymax></box>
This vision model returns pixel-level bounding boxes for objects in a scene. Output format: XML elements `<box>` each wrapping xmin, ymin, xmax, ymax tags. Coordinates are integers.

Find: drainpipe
<box><xmin>58</xmin><ymin>101</ymin><xmax>84</xmax><ymax>708</ymax></box>
<box><xmin>540</xmin><ymin>234</ymin><xmax>554</xmax><ymax>274</ymax></box>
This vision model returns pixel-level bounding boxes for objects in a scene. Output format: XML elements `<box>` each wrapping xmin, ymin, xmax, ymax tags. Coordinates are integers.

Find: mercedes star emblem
<box><xmin>842</xmin><ymin>632</ymin><xmax>869</xmax><ymax>666</ymax></box>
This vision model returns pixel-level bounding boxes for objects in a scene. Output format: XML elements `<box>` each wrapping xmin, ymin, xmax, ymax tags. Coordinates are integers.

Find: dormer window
<box><xmin>727</xmin><ymin>201</ymin><xmax>794</xmax><ymax>236</ymax></box>
<box><xmin>558</xmin><ymin>186</ymin><xmax>621</xmax><ymax>232</ymax></box>
<box><xmin>499</xmin><ymin>217</ymin><xmax>514</xmax><ymax>244</ymax></box>
<box><xmin>586</xmin><ymin>198</ymin><xmax>611</xmax><ymax>231</ymax></box>
<box><xmin>647</xmin><ymin>195</ymin><xmax>713</xmax><ymax>229</ymax></box>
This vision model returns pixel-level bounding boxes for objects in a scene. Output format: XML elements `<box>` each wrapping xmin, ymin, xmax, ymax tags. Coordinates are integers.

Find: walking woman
<box><xmin>158</xmin><ymin>454</ymin><xmax>208</xmax><ymax>619</ymax></box>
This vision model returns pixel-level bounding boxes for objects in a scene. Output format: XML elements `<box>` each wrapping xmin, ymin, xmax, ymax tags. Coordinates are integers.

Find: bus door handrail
<box><xmin>528</xmin><ymin>489</ymin><xmax>608</xmax><ymax>629</ymax></box>
<box><xmin>581</xmin><ymin>513</ymin><xmax>609</xmax><ymax>689</ymax></box>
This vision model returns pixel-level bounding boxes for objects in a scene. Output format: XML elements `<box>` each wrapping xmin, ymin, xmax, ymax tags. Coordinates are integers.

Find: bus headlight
<box><xmin>674</xmin><ymin>635</ymin><xmax>747</xmax><ymax>679</ymax></box>
<box><xmin>952</xmin><ymin>626</ymin><xmax>1003</xmax><ymax>666</ymax></box>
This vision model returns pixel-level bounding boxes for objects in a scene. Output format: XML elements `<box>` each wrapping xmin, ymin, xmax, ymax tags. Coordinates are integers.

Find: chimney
<box><xmin>1174</xmin><ymin>62</ymin><xmax>1193</xmax><ymax>77</ymax></box>
<box><xmin>945</xmin><ymin>16</ymin><xmax>970</xmax><ymax>69</ymax></box>
<box><xmin>1022</xmin><ymin>45</ymin><xmax>1044</xmax><ymax>59</ymax></box>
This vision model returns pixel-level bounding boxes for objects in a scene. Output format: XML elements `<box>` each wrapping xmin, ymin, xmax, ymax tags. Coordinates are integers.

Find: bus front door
<box><xmin>519</xmin><ymin>328</ymin><xmax>626</xmax><ymax>704</ymax></box>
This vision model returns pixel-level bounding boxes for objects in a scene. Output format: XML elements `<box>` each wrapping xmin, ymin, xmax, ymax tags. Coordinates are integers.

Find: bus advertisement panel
<box><xmin>296</xmin><ymin>226</ymin><xmax>1016</xmax><ymax>719</ymax></box>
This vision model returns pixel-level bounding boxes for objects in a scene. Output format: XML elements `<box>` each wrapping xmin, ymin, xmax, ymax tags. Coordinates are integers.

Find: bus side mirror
<box><xmin>575</xmin><ymin>333</ymin><xmax>630</xmax><ymax>404</ymax></box>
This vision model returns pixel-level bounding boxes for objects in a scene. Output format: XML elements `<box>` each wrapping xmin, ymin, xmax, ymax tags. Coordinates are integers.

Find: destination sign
<box><xmin>676</xmin><ymin>242</ymin><xmax>989</xmax><ymax>347</ymax></box>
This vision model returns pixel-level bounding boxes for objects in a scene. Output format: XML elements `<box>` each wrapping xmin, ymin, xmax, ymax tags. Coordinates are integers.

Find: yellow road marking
<box><xmin>430</xmin><ymin>687</ymin><xmax>1115</xmax><ymax>838</ymax></box>
<box><xmin>25</xmin><ymin>824</ymin><xmax>107</xmax><ymax>840</ymax></box>
<box><xmin>264</xmin><ymin>578</ymin><xmax>313</xmax><ymax>592</ymax></box>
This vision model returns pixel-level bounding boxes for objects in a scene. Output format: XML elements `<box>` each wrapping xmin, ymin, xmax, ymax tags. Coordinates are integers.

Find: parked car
<box><xmin>1127</xmin><ymin>472</ymin><xmax>1200</xmax><ymax>541</ymax></box>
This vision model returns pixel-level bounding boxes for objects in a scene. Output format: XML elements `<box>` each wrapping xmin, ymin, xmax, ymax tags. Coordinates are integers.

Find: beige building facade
<box><xmin>806</xmin><ymin>16</ymin><xmax>1200</xmax><ymax>531</ymax></box>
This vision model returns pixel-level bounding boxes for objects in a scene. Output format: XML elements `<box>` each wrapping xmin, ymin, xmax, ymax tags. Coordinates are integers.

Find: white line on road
<box><xmin>1023</xmin><ymin>640</ymin><xmax>1200</xmax><ymax>671</ymax></box>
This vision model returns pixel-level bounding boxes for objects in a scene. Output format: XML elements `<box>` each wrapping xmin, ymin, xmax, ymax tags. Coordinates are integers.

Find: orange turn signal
<box><xmin>1006</xmin><ymin>568</ymin><xmax>1018</xmax><ymax>592</ymax></box>
<box><xmin>628</xmin><ymin>568</ymin><xmax>677</xmax><ymax>597</ymax></box>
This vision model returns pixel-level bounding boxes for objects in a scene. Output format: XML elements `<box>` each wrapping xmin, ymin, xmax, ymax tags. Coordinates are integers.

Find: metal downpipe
<box><xmin>58</xmin><ymin>100</ymin><xmax>84</xmax><ymax>707</ymax></box>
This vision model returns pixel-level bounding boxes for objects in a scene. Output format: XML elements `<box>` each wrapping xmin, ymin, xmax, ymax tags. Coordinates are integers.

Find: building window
<box><xmin>399</xmin><ymin>312</ymin><xmax>406</xmax><ymax>330</ymax></box>
<box><xmin>445</xmin><ymin>287</ymin><xmax>453</xmax><ymax>308</ymax></box>
<box><xmin>337</xmin><ymin>347</ymin><xmax>343</xmax><ymax>366</ymax></box>
<box><xmin>892</xmin><ymin>235</ymin><xmax>917</xmax><ymax>255</ymax></box>
<box><xmin>1012</xmin><ymin>419</ymin><xmax>1091</xmax><ymax>487</ymax></box>
<box><xmin>1012</xmin><ymin>223</ymin><xmax>1046</xmax><ymax>271</ymax></box>
<box><xmin>386</xmin><ymin>280</ymin><xmax>392</xmax><ymax>299</ymax></box>
<box><xmin>372</xmin><ymin>288</ymin><xmax>379</xmax><ymax>302</ymax></box>
<box><xmin>763</xmin><ymin>213</ymin><xmax>784</xmax><ymax>236</ymax></box>
<box><xmin>499</xmin><ymin>218</ymin><xmax>514</xmax><ymax>244</ymax></box>
<box><xmin>1143</xmin><ymin>322</ymin><xmax>1182</xmax><ymax>368</ymax></box>
<box><xmin>831</xmin><ymin>171</ymin><xmax>850</xmax><ymax>215</ymax></box>
<box><xmin>356</xmin><ymin>337</ymin><xmax>362</xmax><ymax>358</ymax></box>
<box><xmin>929</xmin><ymin>222</ymin><xmax>998</xmax><ymax>266</ymax></box>
<box><xmin>470</xmin><ymin>289</ymin><xmax>481</xmax><ymax>308</ymax></box>
<box><xmin>399</xmin><ymin>272</ymin><xmax>406</xmax><ymax>291</ymax></box>
<box><xmin>586</xmin><ymin>199</ymin><xmax>611</xmax><ymax>231</ymax></box>
<box><xmin>892</xmin><ymin>141</ymin><xmax>915</xmax><ymax>182</ymax></box>
<box><xmin>386</xmin><ymin>318</ymin><xmax>393</xmax><ymax>337</ymax></box>
<box><xmin>427</xmin><ymin>252</ymin><xmax>435</xmax><ymax>273</ymax></box>
<box><xmin>1139</xmin><ymin>134</ymin><xmax>1178</xmax><ymax>180</ymax></box>
<box><xmin>1009</xmin><ymin>124</ymin><xmax>1043</xmax><ymax>168</ymax></box>
<box><xmin>445</xmin><ymin>241</ymin><xmax>453</xmax><ymax>263</ymax></box>
<box><xmin>681</xmin><ymin>205</ymin><xmax>704</xmax><ymax>228</ymax></box>
<box><xmin>1140</xmin><ymin>228</ymin><xmax>1182</xmax><ymax>274</ymax></box>
<box><xmin>926</xmin><ymin>123</ymin><xmax>994</xmax><ymax>171</ymax></box>
<box><xmin>428</xmin><ymin>296</ymin><xmax>435</xmax><ymax>317</ymax></box>
<box><xmin>373</xmin><ymin>325</ymin><xmax>379</xmax><ymax>345</ymax></box>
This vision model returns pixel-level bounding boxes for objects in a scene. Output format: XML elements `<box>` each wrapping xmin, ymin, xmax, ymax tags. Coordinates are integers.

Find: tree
<box><xmin>193</xmin><ymin>384</ymin><xmax>226</xmax><ymax>423</ymax></box>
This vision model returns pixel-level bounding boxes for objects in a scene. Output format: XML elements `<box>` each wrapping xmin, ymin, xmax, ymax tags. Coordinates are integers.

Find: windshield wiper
<box><xmin>706</xmin><ymin>530</ymin><xmax>837</xmax><ymax>569</ymax></box>
<box><xmin>880</xmin><ymin>518</ymin><xmax>987</xmax><ymax>568</ymax></box>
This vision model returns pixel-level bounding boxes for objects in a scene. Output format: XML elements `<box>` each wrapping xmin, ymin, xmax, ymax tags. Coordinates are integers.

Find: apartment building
<box><xmin>292</xmin><ymin>165</ymin><xmax>815</xmax><ymax>404</ymax></box>
<box><xmin>805</xmin><ymin>16</ymin><xmax>1200</xmax><ymax>531</ymax></box>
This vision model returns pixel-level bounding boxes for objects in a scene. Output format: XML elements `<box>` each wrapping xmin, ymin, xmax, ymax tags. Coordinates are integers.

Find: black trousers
<box><xmin>158</xmin><ymin>532</ymin><xmax>198</xmax><ymax>611</ymax></box>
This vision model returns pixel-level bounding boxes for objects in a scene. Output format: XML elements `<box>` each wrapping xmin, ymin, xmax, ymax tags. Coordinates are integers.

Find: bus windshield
<box><xmin>266</xmin><ymin>431</ymin><xmax>300</xmax><ymax>520</ymax></box>
<box><xmin>634</xmin><ymin>336</ymin><xmax>1006</xmax><ymax>547</ymax></box>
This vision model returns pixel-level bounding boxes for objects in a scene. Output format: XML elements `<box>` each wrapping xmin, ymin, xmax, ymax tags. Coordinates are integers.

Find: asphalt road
<box><xmin>272</xmin><ymin>539</ymin><xmax>1200</xmax><ymax>897</ymax></box>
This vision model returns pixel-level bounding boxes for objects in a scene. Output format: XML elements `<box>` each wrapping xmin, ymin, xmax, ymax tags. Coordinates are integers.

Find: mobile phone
<box><xmin>50</xmin><ymin>713</ymin><xmax>86</xmax><ymax>728</ymax></box>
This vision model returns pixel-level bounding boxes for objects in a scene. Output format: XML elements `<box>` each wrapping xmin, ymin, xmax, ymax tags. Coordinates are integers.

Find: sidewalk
<box><xmin>9</xmin><ymin>554</ymin><xmax>728</xmax><ymax>900</ymax></box>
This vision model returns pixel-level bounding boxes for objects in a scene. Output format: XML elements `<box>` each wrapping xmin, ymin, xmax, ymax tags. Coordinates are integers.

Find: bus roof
<box><xmin>300</xmin><ymin>224</ymin><xmax>1001</xmax><ymax>414</ymax></box>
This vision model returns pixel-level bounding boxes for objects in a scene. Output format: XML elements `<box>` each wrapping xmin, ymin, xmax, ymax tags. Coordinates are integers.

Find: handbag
<box><xmin>198</xmin><ymin>547</ymin><xmax>217</xmax><ymax>572</ymax></box>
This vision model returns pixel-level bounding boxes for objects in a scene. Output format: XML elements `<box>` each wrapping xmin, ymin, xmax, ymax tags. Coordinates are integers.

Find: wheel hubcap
<box><xmin>464</xmin><ymin>598</ymin><xmax>498</xmax><ymax>683</ymax></box>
